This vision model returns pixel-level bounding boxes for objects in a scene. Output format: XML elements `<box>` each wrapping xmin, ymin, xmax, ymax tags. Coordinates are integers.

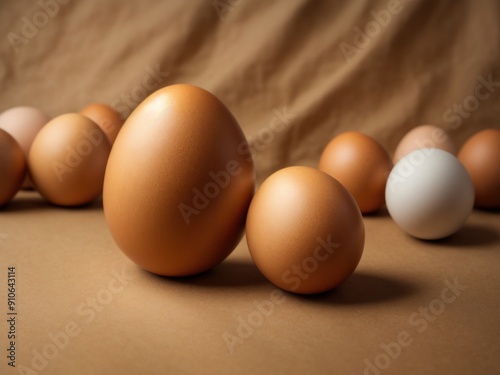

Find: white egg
<box><xmin>385</xmin><ymin>148</ymin><xmax>474</xmax><ymax>240</ymax></box>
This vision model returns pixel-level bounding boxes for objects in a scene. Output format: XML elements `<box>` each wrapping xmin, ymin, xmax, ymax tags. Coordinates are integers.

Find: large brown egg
<box><xmin>246</xmin><ymin>166</ymin><xmax>364</xmax><ymax>294</ymax></box>
<box><xmin>103</xmin><ymin>84</ymin><xmax>255</xmax><ymax>276</ymax></box>
<box><xmin>458</xmin><ymin>129</ymin><xmax>500</xmax><ymax>208</ymax></box>
<box><xmin>319</xmin><ymin>131</ymin><xmax>392</xmax><ymax>213</ymax></box>
<box><xmin>0</xmin><ymin>129</ymin><xmax>26</xmax><ymax>206</ymax></box>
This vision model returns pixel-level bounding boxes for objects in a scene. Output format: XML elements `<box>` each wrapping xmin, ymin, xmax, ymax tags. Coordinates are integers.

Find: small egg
<box><xmin>386</xmin><ymin>148</ymin><xmax>474</xmax><ymax>240</ymax></box>
<box><xmin>80</xmin><ymin>103</ymin><xmax>124</xmax><ymax>144</ymax></box>
<box><xmin>246</xmin><ymin>166</ymin><xmax>365</xmax><ymax>294</ymax></box>
<box><xmin>0</xmin><ymin>129</ymin><xmax>26</xmax><ymax>206</ymax></box>
<box><xmin>319</xmin><ymin>131</ymin><xmax>392</xmax><ymax>213</ymax></box>
<box><xmin>393</xmin><ymin>125</ymin><xmax>456</xmax><ymax>163</ymax></box>
<box><xmin>458</xmin><ymin>128</ymin><xmax>500</xmax><ymax>208</ymax></box>
<box><xmin>0</xmin><ymin>106</ymin><xmax>50</xmax><ymax>188</ymax></box>
<box><xmin>29</xmin><ymin>114</ymin><xmax>111</xmax><ymax>206</ymax></box>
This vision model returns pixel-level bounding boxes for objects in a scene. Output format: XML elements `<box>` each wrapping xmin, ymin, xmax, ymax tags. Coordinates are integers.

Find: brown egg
<box><xmin>246</xmin><ymin>166</ymin><xmax>364</xmax><ymax>294</ymax></box>
<box><xmin>80</xmin><ymin>103</ymin><xmax>124</xmax><ymax>144</ymax></box>
<box><xmin>29</xmin><ymin>114</ymin><xmax>111</xmax><ymax>206</ymax></box>
<box><xmin>0</xmin><ymin>106</ymin><xmax>50</xmax><ymax>188</ymax></box>
<box><xmin>103</xmin><ymin>84</ymin><xmax>255</xmax><ymax>276</ymax></box>
<box><xmin>319</xmin><ymin>131</ymin><xmax>392</xmax><ymax>213</ymax></box>
<box><xmin>393</xmin><ymin>125</ymin><xmax>456</xmax><ymax>163</ymax></box>
<box><xmin>0</xmin><ymin>129</ymin><xmax>26</xmax><ymax>206</ymax></box>
<box><xmin>458</xmin><ymin>129</ymin><xmax>500</xmax><ymax>208</ymax></box>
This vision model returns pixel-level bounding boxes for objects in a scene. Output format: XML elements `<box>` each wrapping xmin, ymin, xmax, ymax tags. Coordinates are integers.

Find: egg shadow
<box><xmin>60</xmin><ymin>196</ymin><xmax>103</xmax><ymax>211</ymax></box>
<box><xmin>363</xmin><ymin>206</ymin><xmax>390</xmax><ymax>218</ymax></box>
<box><xmin>144</xmin><ymin>259</ymin><xmax>269</xmax><ymax>288</ymax></box>
<box><xmin>474</xmin><ymin>207</ymin><xmax>500</xmax><ymax>215</ymax></box>
<box><xmin>291</xmin><ymin>271</ymin><xmax>419</xmax><ymax>305</ymax></box>
<box><xmin>1</xmin><ymin>192</ymin><xmax>50</xmax><ymax>212</ymax></box>
<box><xmin>430</xmin><ymin>224</ymin><xmax>499</xmax><ymax>248</ymax></box>
<box><xmin>1</xmin><ymin>192</ymin><xmax>103</xmax><ymax>212</ymax></box>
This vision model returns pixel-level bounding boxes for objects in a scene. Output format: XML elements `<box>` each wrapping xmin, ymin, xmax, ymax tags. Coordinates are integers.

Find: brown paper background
<box><xmin>1</xmin><ymin>1</ymin><xmax>499</xmax><ymax>374</ymax></box>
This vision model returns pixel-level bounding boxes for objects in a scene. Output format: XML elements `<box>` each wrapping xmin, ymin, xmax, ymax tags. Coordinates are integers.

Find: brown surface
<box><xmin>1</xmin><ymin>192</ymin><xmax>499</xmax><ymax>375</ymax></box>
<box><xmin>1</xmin><ymin>0</ymin><xmax>500</xmax><ymax>374</ymax></box>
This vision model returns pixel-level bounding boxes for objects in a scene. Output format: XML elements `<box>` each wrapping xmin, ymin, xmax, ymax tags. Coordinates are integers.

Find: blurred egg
<box><xmin>80</xmin><ymin>103</ymin><xmax>124</xmax><ymax>144</ymax></box>
<box><xmin>0</xmin><ymin>129</ymin><xmax>26</xmax><ymax>206</ymax></box>
<box><xmin>103</xmin><ymin>84</ymin><xmax>254</xmax><ymax>276</ymax></box>
<box><xmin>386</xmin><ymin>148</ymin><xmax>474</xmax><ymax>240</ymax></box>
<box><xmin>319</xmin><ymin>131</ymin><xmax>392</xmax><ymax>213</ymax></box>
<box><xmin>393</xmin><ymin>125</ymin><xmax>455</xmax><ymax>163</ymax></box>
<box><xmin>246</xmin><ymin>166</ymin><xmax>364</xmax><ymax>294</ymax></box>
<box><xmin>29</xmin><ymin>113</ymin><xmax>111</xmax><ymax>206</ymax></box>
<box><xmin>0</xmin><ymin>106</ymin><xmax>50</xmax><ymax>188</ymax></box>
<box><xmin>458</xmin><ymin>128</ymin><xmax>500</xmax><ymax>208</ymax></box>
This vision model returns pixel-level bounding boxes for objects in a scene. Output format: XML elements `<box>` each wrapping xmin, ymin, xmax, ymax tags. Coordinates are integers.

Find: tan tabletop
<box><xmin>1</xmin><ymin>190</ymin><xmax>499</xmax><ymax>375</ymax></box>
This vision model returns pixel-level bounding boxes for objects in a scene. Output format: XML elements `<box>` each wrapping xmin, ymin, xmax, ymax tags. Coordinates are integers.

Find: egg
<box><xmin>80</xmin><ymin>103</ymin><xmax>124</xmax><ymax>144</ymax></box>
<box><xmin>393</xmin><ymin>125</ymin><xmax>456</xmax><ymax>163</ymax></box>
<box><xmin>0</xmin><ymin>106</ymin><xmax>50</xmax><ymax>188</ymax></box>
<box><xmin>458</xmin><ymin>128</ymin><xmax>500</xmax><ymax>208</ymax></box>
<box><xmin>246</xmin><ymin>166</ymin><xmax>365</xmax><ymax>294</ymax></box>
<box><xmin>29</xmin><ymin>114</ymin><xmax>111</xmax><ymax>206</ymax></box>
<box><xmin>0</xmin><ymin>129</ymin><xmax>26</xmax><ymax>206</ymax></box>
<box><xmin>386</xmin><ymin>148</ymin><xmax>474</xmax><ymax>240</ymax></box>
<box><xmin>103</xmin><ymin>84</ymin><xmax>255</xmax><ymax>276</ymax></box>
<box><xmin>319</xmin><ymin>131</ymin><xmax>392</xmax><ymax>213</ymax></box>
